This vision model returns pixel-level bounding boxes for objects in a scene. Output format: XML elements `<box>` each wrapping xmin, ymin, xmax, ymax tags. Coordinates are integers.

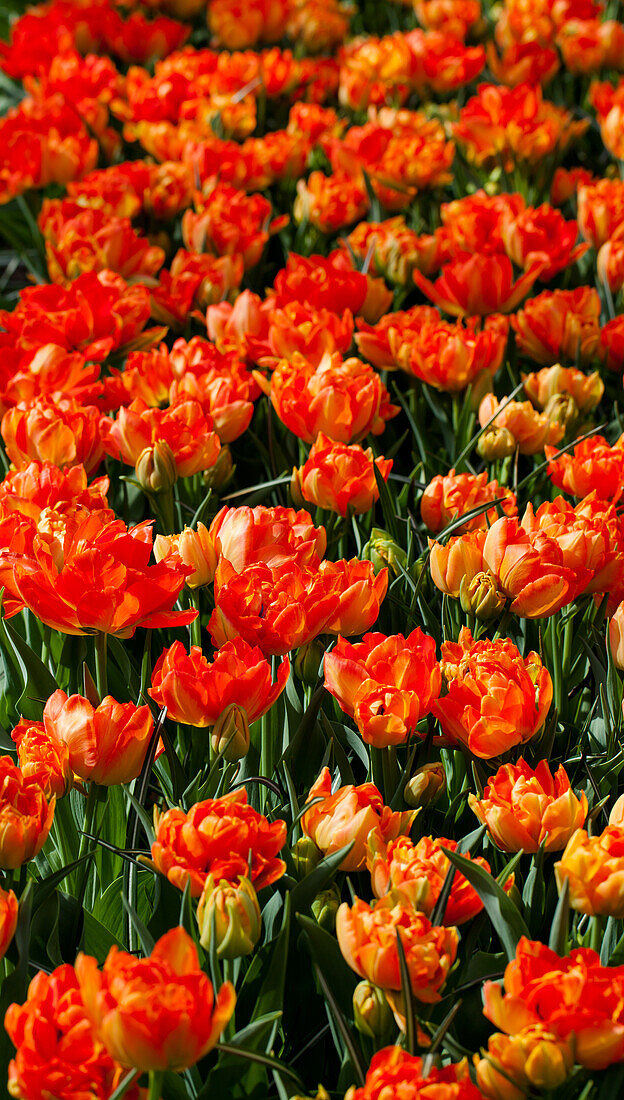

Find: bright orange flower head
<box><xmin>5</xmin><ymin>513</ymin><xmax>196</xmax><ymax>638</ymax></box>
<box><xmin>469</xmin><ymin>758</ymin><xmax>587</xmax><ymax>853</ymax></box>
<box><xmin>429</xmin><ymin>529</ymin><xmax>487</xmax><ymax>598</ymax></box>
<box><xmin>345</xmin><ymin>1047</ymin><xmax>485</xmax><ymax>1100</ymax></box>
<box><xmin>42</xmin><ymin>689</ymin><xmax>154</xmax><ymax>787</ymax></box>
<box><xmin>0</xmin><ymin>884</ymin><xmax>17</xmax><ymax>961</ymax></box>
<box><xmin>294</xmin><ymin>171</ymin><xmax>369</xmax><ymax>235</ymax></box>
<box><xmin>0</xmin><ymin>95</ymin><xmax>98</xmax><ymax>206</ymax></box>
<box><xmin>209</xmin><ymin>504</ymin><xmax>326</xmax><ymax>574</ymax></box>
<box><xmin>500</xmin><ymin>203</ymin><xmax>587</xmax><ymax>280</ymax></box>
<box><xmin>511</xmin><ymin>286</ymin><xmax>604</xmax><ymax>366</ymax></box>
<box><xmin>301</xmin><ymin>767</ymin><xmax>416</xmax><ymax>872</ymax></box>
<box><xmin>551</xmin><ymin>165</ymin><xmax>595</xmax><ymax>206</ymax></box>
<box><xmin>413</xmin><ymin>253</ymin><xmax>543</xmax><ymax>318</ymax></box>
<box><xmin>182</xmin><ymin>183</ymin><xmax>286</xmax><ymax>271</ymax></box>
<box><xmin>523</xmin><ymin>364</ymin><xmax>603</xmax><ymax>413</ymax></box>
<box><xmin>434</xmin><ymin>628</ymin><xmax>553</xmax><ymax>758</ymax></box>
<box><xmin>476</xmin><ymin>1025</ymin><xmax>574</xmax><ymax>1100</ymax></box>
<box><xmin>368</xmin><ymin>833</ymin><xmax>503</xmax><ymax>926</ymax></box>
<box><xmin>319</xmin><ymin>558</ymin><xmax>388</xmax><ymax>636</ymax></box>
<box><xmin>346</xmin><ymin>218</ymin><xmax>440</xmax><ymax>288</ymax></box>
<box><xmin>105</xmin><ymin>396</ymin><xmax>221</xmax><ymax>480</ymax></box>
<box><xmin>292</xmin><ymin>434</ymin><xmax>392</xmax><ymax>518</ymax></box>
<box><xmin>272</xmin><ymin>250</ymin><xmax>392</xmax><ymax>323</ymax></box>
<box><xmin>154</xmin><ymin>523</ymin><xmax>217</xmax><ymax>589</ymax></box>
<box><xmin>486</xmin><ymin>41</ymin><xmax>560</xmax><ymax>86</ymax></box>
<box><xmin>482</xmin><ymin>937</ymin><xmax>624</xmax><ymax>1070</ymax></box>
<box><xmin>5</xmin><ymin>962</ymin><xmax>141</xmax><ymax>1100</ymax></box>
<box><xmin>336</xmin><ymin>896</ymin><xmax>458</xmax><ymax>1004</ymax></box>
<box><xmin>0</xmin><ymin>341</ymin><xmax>102</xmax><ymax>417</ymax></box>
<box><xmin>0</xmin><ymin>461</ymin><xmax>111</xmax><ymax>525</ymax></box>
<box><xmin>0</xmin><ymin>756</ymin><xmax>55</xmax><ymax>870</ymax></box>
<box><xmin>393</xmin><ymin>316</ymin><xmax>508</xmax><ymax>393</ymax></box>
<box><xmin>151</xmin><ymin>250</ymin><xmax>244</xmax><ymax>331</ymax></box>
<box><xmin>577</xmin><ymin>178</ymin><xmax>624</xmax><ymax>248</ymax></box>
<box><xmin>421</xmin><ymin>470</ymin><xmax>517</xmax><ymax>535</ymax></box>
<box><xmin>482</xmin><ymin>516</ymin><xmax>582</xmax><ymax>617</ymax></box>
<box><xmin>149</xmin><ymin>638</ymin><xmax>290</xmax><ymax>728</ymax></box>
<box><xmin>257</xmin><ymin>351</ymin><xmax>399</xmax><ymax>444</ymax></box>
<box><xmin>2</xmin><ymin>397</ymin><xmax>107</xmax><ymax>474</ymax></box>
<box><xmin>602</xmin><ymin>315</ymin><xmax>624</xmax><ymax>373</ymax></box>
<box><xmin>150</xmin><ymin>788</ymin><xmax>287</xmax><ymax>897</ymax></box>
<box><xmin>11</xmin><ymin>717</ymin><xmax>72</xmax><ymax>801</ymax></box>
<box><xmin>545</xmin><ymin>435</ymin><xmax>624</xmax><ymax>501</ymax></box>
<box><xmin>555</xmin><ymin>825</ymin><xmax>624</xmax><ymax>919</ymax></box>
<box><xmin>40</xmin><ymin>202</ymin><xmax>165</xmax><ymax>286</ymax></box>
<box><xmin>478</xmin><ymin>394</ymin><xmax>563</xmax><ymax>455</ymax></box>
<box><xmin>355</xmin><ymin>304</ymin><xmax>440</xmax><ymax>371</ymax></box>
<box><xmin>324</xmin><ymin>630</ymin><xmax>440</xmax><ymax>748</ymax></box>
<box><xmin>523</xmin><ymin>495</ymin><xmax>624</xmax><ymax>601</ymax></box>
<box><xmin>75</xmin><ymin>927</ymin><xmax>235</xmax><ymax>1072</ymax></box>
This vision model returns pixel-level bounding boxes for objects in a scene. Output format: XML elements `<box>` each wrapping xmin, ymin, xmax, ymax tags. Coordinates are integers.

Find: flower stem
<box><xmin>147</xmin><ymin>1070</ymin><xmax>165</xmax><ymax>1100</ymax></box>
<box><xmin>189</xmin><ymin>589</ymin><xmax>201</xmax><ymax>648</ymax></box>
<box><xmin>94</xmin><ymin>632</ymin><xmax>108</xmax><ymax>701</ymax></box>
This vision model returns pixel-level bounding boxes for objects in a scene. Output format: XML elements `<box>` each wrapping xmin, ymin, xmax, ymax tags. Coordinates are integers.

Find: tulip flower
<box><xmin>545</xmin><ymin>435</ymin><xmax>624</xmax><ymax>502</ymax></box>
<box><xmin>1</xmin><ymin>396</ymin><xmax>108</xmax><ymax>474</ymax></box>
<box><xmin>555</xmin><ymin>825</ymin><xmax>624</xmax><ymax>918</ymax></box>
<box><xmin>11</xmin><ymin>716</ymin><xmax>72</xmax><ymax>800</ymax></box>
<box><xmin>412</xmin><ymin>253</ymin><xmax>545</xmax><ymax>317</ymax></box>
<box><xmin>209</xmin><ymin>503</ymin><xmax>326</xmax><ymax>574</ymax></box>
<box><xmin>511</xmin><ymin>286</ymin><xmax>604</xmax><ymax>366</ymax></box>
<box><xmin>344</xmin><ymin>1047</ymin><xmax>485</xmax><ymax>1100</ymax></box>
<box><xmin>0</xmin><ymin>756</ymin><xmax>55</xmax><ymax>870</ymax></box>
<box><xmin>476</xmin><ymin>1027</ymin><xmax>574</xmax><ymax>1100</ymax></box>
<box><xmin>421</xmin><ymin>469</ymin><xmax>517</xmax><ymax>535</ymax></box>
<box><xmin>105</xmin><ymin>396</ymin><xmax>221</xmax><ymax>480</ymax></box>
<box><xmin>43</xmin><ymin>690</ymin><xmax>154</xmax><ymax>786</ymax></box>
<box><xmin>197</xmin><ymin>875</ymin><xmax>262</xmax><ymax>959</ymax></box>
<box><xmin>320</xmin><ymin>558</ymin><xmax>388</xmax><ymax>636</ymax></box>
<box><xmin>0</xmin><ymin>885</ymin><xmax>17</xmax><ymax>960</ymax></box>
<box><xmin>154</xmin><ymin>523</ymin><xmax>217</xmax><ymax>588</ymax></box>
<box><xmin>75</xmin><ymin>927</ymin><xmax>236</xmax><ymax>1072</ymax></box>
<box><xmin>469</xmin><ymin>759</ymin><xmax>588</xmax><ymax>852</ymax></box>
<box><xmin>291</xmin><ymin>434</ymin><xmax>392</xmax><ymax>518</ymax></box>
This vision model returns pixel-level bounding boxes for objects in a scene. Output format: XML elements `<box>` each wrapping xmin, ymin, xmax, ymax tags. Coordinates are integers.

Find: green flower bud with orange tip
<box><xmin>352</xmin><ymin>981</ymin><xmax>394</xmax><ymax>1041</ymax></box>
<box><xmin>477</xmin><ymin>426</ymin><xmax>516</xmax><ymax>461</ymax></box>
<box><xmin>311</xmin><ymin>883</ymin><xmax>341</xmax><ymax>932</ymax></box>
<box><xmin>210</xmin><ymin>702</ymin><xmax>250</xmax><ymax>763</ymax></box>
<box><xmin>362</xmin><ymin>527</ymin><xmax>408</xmax><ymax>578</ymax></box>
<box><xmin>543</xmin><ymin>392</ymin><xmax>578</xmax><ymax>434</ymax></box>
<box><xmin>197</xmin><ymin>875</ymin><xmax>262</xmax><ymax>960</ymax></box>
<box><xmin>404</xmin><ymin>762</ymin><xmax>446</xmax><ymax>808</ymax></box>
<box><xmin>291</xmin><ymin>836</ymin><xmax>322</xmax><ymax>880</ymax></box>
<box><xmin>459</xmin><ymin>570</ymin><xmax>506</xmax><ymax>621</ymax></box>
<box><xmin>135</xmin><ymin>440</ymin><xmax>178</xmax><ymax>495</ymax></box>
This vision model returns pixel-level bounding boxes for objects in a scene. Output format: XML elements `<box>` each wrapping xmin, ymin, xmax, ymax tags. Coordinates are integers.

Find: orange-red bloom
<box><xmin>0</xmin><ymin>755</ymin><xmax>55</xmax><ymax>869</ymax></box>
<box><xmin>324</xmin><ymin>630</ymin><xmax>440</xmax><ymax>748</ymax></box>
<box><xmin>301</xmin><ymin>767</ymin><xmax>416</xmax><ymax>872</ymax></box>
<box><xmin>469</xmin><ymin>758</ymin><xmax>588</xmax><ymax>852</ymax></box>
<box><xmin>511</xmin><ymin>286</ymin><xmax>604</xmax><ymax>366</ymax></box>
<box><xmin>482</xmin><ymin>516</ymin><xmax>583</xmax><ymax>617</ymax></box>
<box><xmin>319</xmin><ymin>558</ymin><xmax>388</xmax><ymax>636</ymax></box>
<box><xmin>149</xmin><ymin>638</ymin><xmax>290</xmax><ymax>727</ymax></box>
<box><xmin>523</xmin><ymin>364</ymin><xmax>603</xmax><ymax>413</ymax></box>
<box><xmin>421</xmin><ymin>470</ymin><xmax>517</xmax><ymax>535</ymax></box>
<box><xmin>393</xmin><ymin>316</ymin><xmax>508</xmax><ymax>393</ymax></box>
<box><xmin>555</xmin><ymin>825</ymin><xmax>624</xmax><ymax>918</ymax></box>
<box><xmin>150</xmin><ymin>788</ymin><xmax>287</xmax><ymax>896</ymax></box>
<box><xmin>76</xmin><ymin>927</ymin><xmax>235</xmax><ymax>1071</ymax></box>
<box><xmin>0</xmin><ymin>885</ymin><xmax>17</xmax><ymax>960</ymax></box>
<box><xmin>434</xmin><ymin>628</ymin><xmax>553</xmax><ymax>758</ymax></box>
<box><xmin>545</xmin><ymin>435</ymin><xmax>624</xmax><ymax>501</ymax></box>
<box><xmin>105</xmin><ymin>396</ymin><xmax>221</xmax><ymax>480</ymax></box>
<box><xmin>478</xmin><ymin>393</ymin><xmax>563</xmax><ymax>455</ymax></box>
<box><xmin>500</xmin><ymin>203</ymin><xmax>587</xmax><ymax>280</ymax></box>
<box><xmin>2</xmin><ymin>397</ymin><xmax>107</xmax><ymax>474</ymax></box>
<box><xmin>42</xmin><ymin>690</ymin><xmax>154</xmax><ymax>787</ymax></box>
<box><xmin>11</xmin><ymin>717</ymin><xmax>72</xmax><ymax>801</ymax></box>
<box><xmin>345</xmin><ymin>1047</ymin><xmax>484</xmax><ymax>1100</ymax></box>
<box><xmin>292</xmin><ymin>434</ymin><xmax>392</xmax><ymax>518</ymax></box>
<box><xmin>209</xmin><ymin>503</ymin><xmax>326</xmax><ymax>574</ymax></box>
<box><xmin>413</xmin><ymin>253</ymin><xmax>543</xmax><ymax>318</ymax></box>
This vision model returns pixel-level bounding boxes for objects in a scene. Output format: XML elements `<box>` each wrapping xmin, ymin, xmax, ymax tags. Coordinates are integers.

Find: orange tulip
<box><xmin>1</xmin><ymin>397</ymin><xmax>107</xmax><ymax>474</ymax></box>
<box><xmin>421</xmin><ymin>470</ymin><xmax>517</xmax><ymax>535</ymax></box>
<box><xmin>521</xmin><ymin>496</ymin><xmax>624</xmax><ymax>599</ymax></box>
<box><xmin>523</xmin><ymin>364</ymin><xmax>603</xmax><ymax>413</ymax></box>
<box><xmin>0</xmin><ymin>756</ymin><xmax>55</xmax><ymax>869</ymax></box>
<box><xmin>294</xmin><ymin>171</ymin><xmax>369</xmax><ymax>234</ymax></box>
<box><xmin>555</xmin><ymin>825</ymin><xmax>624</xmax><ymax>918</ymax></box>
<box><xmin>292</xmin><ymin>434</ymin><xmax>392</xmax><ymax>518</ymax></box>
<box><xmin>545</xmin><ymin>435</ymin><xmax>624</xmax><ymax>502</ymax></box>
<box><xmin>482</xmin><ymin>516</ymin><xmax>580</xmax><ymax>618</ymax></box>
<box><xmin>429</xmin><ymin>529</ymin><xmax>487</xmax><ymax>598</ymax></box>
<box><xmin>149</xmin><ymin>638</ymin><xmax>290</xmax><ymax>727</ymax></box>
<box><xmin>154</xmin><ymin>523</ymin><xmax>217</xmax><ymax>588</ymax></box>
<box><xmin>323</xmin><ymin>630</ymin><xmax>440</xmax><ymax>748</ymax></box>
<box><xmin>345</xmin><ymin>1047</ymin><xmax>484</xmax><ymax>1100</ymax></box>
<box><xmin>469</xmin><ymin>758</ymin><xmax>587</xmax><ymax>852</ymax></box>
<box><xmin>150</xmin><ymin>788</ymin><xmax>287</xmax><ymax>897</ymax></box>
<box><xmin>511</xmin><ymin>286</ymin><xmax>604</xmax><ymax>366</ymax></box>
<box><xmin>75</xmin><ymin>927</ymin><xmax>235</xmax><ymax>1072</ymax></box>
<box><xmin>393</xmin><ymin>317</ymin><xmax>508</xmax><ymax>392</ymax></box>
<box><xmin>577</xmin><ymin>178</ymin><xmax>624</xmax><ymax>248</ymax></box>
<box><xmin>412</xmin><ymin>253</ymin><xmax>543</xmax><ymax>318</ymax></box>
<box><xmin>476</xmin><ymin>1027</ymin><xmax>573</xmax><ymax>1100</ymax></box>
<box><xmin>43</xmin><ymin>690</ymin><xmax>154</xmax><ymax>787</ymax></box>
<box><xmin>434</xmin><ymin>628</ymin><xmax>553</xmax><ymax>758</ymax></box>
<box><xmin>40</xmin><ymin>203</ymin><xmax>165</xmax><ymax>286</ymax></box>
<box><xmin>0</xmin><ymin>885</ymin><xmax>17</xmax><ymax>960</ymax></box>
<box><xmin>478</xmin><ymin>393</ymin><xmax>563</xmax><ymax>455</ymax></box>
<box><xmin>336</xmin><ymin>896</ymin><xmax>458</xmax><ymax>1004</ymax></box>
<box><xmin>347</xmin><ymin>218</ymin><xmax>440</xmax><ymax>287</ymax></box>
<box><xmin>11</xmin><ymin>717</ymin><xmax>72</xmax><ymax>800</ymax></box>
<box><xmin>105</xmin><ymin>396</ymin><xmax>221</xmax><ymax>480</ymax></box>
<box><xmin>301</xmin><ymin>767</ymin><xmax>416</xmax><ymax>872</ymax></box>
<box><xmin>209</xmin><ymin>503</ymin><xmax>326</xmax><ymax>574</ymax></box>
<box><xmin>500</xmin><ymin>203</ymin><xmax>588</xmax><ymax>280</ymax></box>
<box><xmin>609</xmin><ymin>602</ymin><xmax>624</xmax><ymax>669</ymax></box>
<box><xmin>319</xmin><ymin>558</ymin><xmax>388</xmax><ymax>636</ymax></box>
<box><xmin>181</xmin><ymin>183</ymin><xmax>286</xmax><ymax>270</ymax></box>
<box><xmin>355</xmin><ymin>304</ymin><xmax>439</xmax><ymax>371</ymax></box>
<box><xmin>0</xmin><ymin>461</ymin><xmax>111</xmax><ymax>524</ymax></box>
<box><xmin>272</xmin><ymin>250</ymin><xmax>392</xmax><ymax>324</ymax></box>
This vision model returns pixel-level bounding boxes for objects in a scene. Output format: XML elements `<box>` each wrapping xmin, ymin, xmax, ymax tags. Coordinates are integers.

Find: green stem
<box><xmin>94</xmin><ymin>632</ymin><xmax>108</xmax><ymax>701</ymax></box>
<box><xmin>589</xmin><ymin>914</ymin><xmax>606</xmax><ymax>953</ymax></box>
<box><xmin>70</xmin><ymin>781</ymin><xmax>101</xmax><ymax>947</ymax></box>
<box><xmin>189</xmin><ymin>590</ymin><xmax>201</xmax><ymax>648</ymax></box>
<box><xmin>147</xmin><ymin>1070</ymin><xmax>164</xmax><ymax>1100</ymax></box>
<box><xmin>382</xmin><ymin>746</ymin><xmax>399</xmax><ymax>804</ymax></box>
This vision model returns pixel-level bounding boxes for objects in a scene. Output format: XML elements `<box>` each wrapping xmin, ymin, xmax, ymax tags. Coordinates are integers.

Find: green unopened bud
<box><xmin>311</xmin><ymin>883</ymin><xmax>341</xmax><ymax>931</ymax></box>
<box><xmin>292</xmin><ymin>836</ymin><xmax>322</xmax><ymax>880</ymax></box>
<box><xmin>353</xmin><ymin>981</ymin><xmax>394</xmax><ymax>1040</ymax></box>
<box><xmin>135</xmin><ymin>440</ymin><xmax>178</xmax><ymax>494</ymax></box>
<box><xmin>203</xmin><ymin>445</ymin><xmax>234</xmax><ymax>491</ymax></box>
<box><xmin>290</xmin><ymin>466</ymin><xmax>305</xmax><ymax>508</ymax></box>
<box><xmin>459</xmin><ymin>570</ymin><xmax>506</xmax><ymax>621</ymax></box>
<box><xmin>197</xmin><ymin>874</ymin><xmax>261</xmax><ymax>959</ymax></box>
<box><xmin>476</xmin><ymin>426</ymin><xmax>516</xmax><ymax>461</ymax></box>
<box><xmin>294</xmin><ymin>640</ymin><xmax>324</xmax><ymax>685</ymax></box>
<box><xmin>210</xmin><ymin>702</ymin><xmax>250</xmax><ymax>762</ymax></box>
<box><xmin>362</xmin><ymin>527</ymin><xmax>408</xmax><ymax>577</ymax></box>
<box><xmin>544</xmin><ymin>393</ymin><xmax>578</xmax><ymax>433</ymax></box>
<box><xmin>404</xmin><ymin>762</ymin><xmax>446</xmax><ymax>808</ymax></box>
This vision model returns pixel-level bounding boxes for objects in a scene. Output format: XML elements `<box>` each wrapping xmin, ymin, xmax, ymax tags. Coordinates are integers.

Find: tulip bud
<box><xmin>210</xmin><ymin>703</ymin><xmax>250</xmax><ymax>762</ymax></box>
<box><xmin>459</xmin><ymin>570</ymin><xmax>506</xmax><ymax>621</ymax></box>
<box><xmin>404</xmin><ymin>762</ymin><xmax>446</xmax><ymax>808</ymax></box>
<box><xmin>352</xmin><ymin>980</ymin><xmax>394</xmax><ymax>1040</ymax></box>
<box><xmin>362</xmin><ymin>527</ymin><xmax>408</xmax><ymax>577</ymax></box>
<box><xmin>544</xmin><ymin>393</ymin><xmax>578</xmax><ymax>433</ymax></box>
<box><xmin>477</xmin><ymin>426</ymin><xmax>516</xmax><ymax>461</ymax></box>
<box><xmin>291</xmin><ymin>836</ymin><xmax>322</xmax><ymax>879</ymax></box>
<box><xmin>311</xmin><ymin>883</ymin><xmax>341</xmax><ymax>931</ymax></box>
<box><xmin>294</xmin><ymin>640</ymin><xmax>324</xmax><ymax>685</ymax></box>
<box><xmin>203</xmin><ymin>446</ymin><xmax>234</xmax><ymax>491</ymax></box>
<box><xmin>197</xmin><ymin>874</ymin><xmax>261</xmax><ymax>959</ymax></box>
<box><xmin>290</xmin><ymin>466</ymin><xmax>305</xmax><ymax>508</ymax></box>
<box><xmin>136</xmin><ymin>440</ymin><xmax>178</xmax><ymax>494</ymax></box>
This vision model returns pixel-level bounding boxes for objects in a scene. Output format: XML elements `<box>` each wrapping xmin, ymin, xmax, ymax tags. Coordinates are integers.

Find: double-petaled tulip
<box><xmin>0</xmin><ymin>756</ymin><xmax>55</xmax><ymax>869</ymax></box>
<box><xmin>0</xmin><ymin>461</ymin><xmax>111</xmax><ymax>524</ymax></box>
<box><xmin>434</xmin><ymin>629</ymin><xmax>553</xmax><ymax>759</ymax></box>
<box><xmin>291</xmin><ymin>434</ymin><xmax>392</xmax><ymax>518</ymax></box>
<box><xmin>577</xmin><ymin>178</ymin><xmax>624</xmax><ymax>248</ymax></box>
<box><xmin>150</xmin><ymin>788</ymin><xmax>287</xmax><ymax>897</ymax></box>
<box><xmin>482</xmin><ymin>516</ymin><xmax>581</xmax><ymax>618</ymax></box>
<box><xmin>2</xmin><ymin>397</ymin><xmax>107</xmax><ymax>474</ymax></box>
<box><xmin>323</xmin><ymin>630</ymin><xmax>440</xmax><ymax>748</ymax></box>
<box><xmin>421</xmin><ymin>470</ymin><xmax>517</xmax><ymax>535</ymax></box>
<box><xmin>336</xmin><ymin>896</ymin><xmax>458</xmax><ymax>1004</ymax></box>
<box><xmin>545</xmin><ymin>435</ymin><xmax>624</xmax><ymax>502</ymax></box>
<box><xmin>500</xmin><ymin>203</ymin><xmax>588</xmax><ymax>280</ymax></box>
<box><xmin>149</xmin><ymin>638</ymin><xmax>290</xmax><ymax>728</ymax></box>
<box><xmin>319</xmin><ymin>558</ymin><xmax>388</xmax><ymax>636</ymax></box>
<box><xmin>209</xmin><ymin>504</ymin><xmax>326</xmax><ymax>574</ymax></box>
<box><xmin>11</xmin><ymin>717</ymin><xmax>72</xmax><ymax>800</ymax></box>
<box><xmin>478</xmin><ymin>394</ymin><xmax>563</xmax><ymax>455</ymax></box>
<box><xmin>412</xmin><ymin>253</ymin><xmax>544</xmax><ymax>317</ymax></box>
<box><xmin>483</xmin><ymin>937</ymin><xmax>624</xmax><ymax>1070</ymax></box>
<box><xmin>345</xmin><ymin>1047</ymin><xmax>483</xmax><ymax>1100</ymax></box>
<box><xmin>104</xmin><ymin>396</ymin><xmax>221</xmax><ymax>480</ymax></box>
<box><xmin>476</xmin><ymin>1026</ymin><xmax>574</xmax><ymax>1100</ymax></box>
<box><xmin>367</xmin><ymin>833</ymin><xmax>504</xmax><ymax>925</ymax></box>
<box><xmin>301</xmin><ymin>767</ymin><xmax>416</xmax><ymax>872</ymax></box>
<box><xmin>469</xmin><ymin>759</ymin><xmax>587</xmax><ymax>852</ymax></box>
<box><xmin>154</xmin><ymin>523</ymin><xmax>217</xmax><ymax>588</ymax></box>
<box><xmin>555</xmin><ymin>825</ymin><xmax>624</xmax><ymax>918</ymax></box>
<box><xmin>523</xmin><ymin>364</ymin><xmax>604</xmax><ymax>414</ymax></box>
<box><xmin>511</xmin><ymin>286</ymin><xmax>604</xmax><ymax>366</ymax></box>
<box><xmin>391</xmin><ymin>316</ymin><xmax>507</xmax><ymax>393</ymax></box>
<box><xmin>75</xmin><ymin>927</ymin><xmax>235</xmax><ymax>1072</ymax></box>
<box><xmin>197</xmin><ymin>875</ymin><xmax>262</xmax><ymax>959</ymax></box>
<box><xmin>429</xmin><ymin>530</ymin><xmax>487</xmax><ymax>599</ymax></box>
<box><xmin>42</xmin><ymin>690</ymin><xmax>154</xmax><ymax>787</ymax></box>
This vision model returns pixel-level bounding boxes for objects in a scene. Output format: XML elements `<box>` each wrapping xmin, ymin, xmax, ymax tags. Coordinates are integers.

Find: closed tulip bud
<box><xmin>197</xmin><ymin>875</ymin><xmax>261</xmax><ymax>959</ymax></box>
<box><xmin>404</xmin><ymin>763</ymin><xmax>446</xmax><ymax>808</ymax></box>
<box><xmin>352</xmin><ymin>981</ymin><xmax>394</xmax><ymax>1040</ymax></box>
<box><xmin>362</xmin><ymin>528</ymin><xmax>408</xmax><ymax>577</ymax></box>
<box><xmin>203</xmin><ymin>445</ymin><xmax>234</xmax><ymax>491</ymax></box>
<box><xmin>312</xmin><ymin>883</ymin><xmax>342</xmax><ymax>931</ymax></box>
<box><xmin>544</xmin><ymin>393</ymin><xmax>578</xmax><ymax>433</ymax></box>
<box><xmin>477</xmin><ymin>426</ymin><xmax>516</xmax><ymax>461</ymax></box>
<box><xmin>136</xmin><ymin>440</ymin><xmax>178</xmax><ymax>494</ymax></box>
<box><xmin>294</xmin><ymin>640</ymin><xmax>324</xmax><ymax>685</ymax></box>
<box><xmin>210</xmin><ymin>703</ymin><xmax>250</xmax><ymax>763</ymax></box>
<box><xmin>290</xmin><ymin>466</ymin><xmax>305</xmax><ymax>508</ymax></box>
<box><xmin>292</xmin><ymin>836</ymin><xmax>322</xmax><ymax>879</ymax></box>
<box><xmin>290</xmin><ymin>1090</ymin><xmax>330</xmax><ymax>1100</ymax></box>
<box><xmin>459</xmin><ymin>571</ymin><xmax>506</xmax><ymax>620</ymax></box>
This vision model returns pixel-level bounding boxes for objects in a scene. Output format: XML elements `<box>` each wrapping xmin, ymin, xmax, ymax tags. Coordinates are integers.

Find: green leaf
<box><xmin>374</xmin><ymin>460</ymin><xmax>400</xmax><ymax>543</ymax></box>
<box><xmin>1</xmin><ymin>616</ymin><xmax>58</xmax><ymax>720</ymax></box>
<box><xmin>396</xmin><ymin>928</ymin><xmax>416</xmax><ymax>1056</ymax></box>
<box><xmin>441</xmin><ymin>847</ymin><xmax>529</xmax><ymax>961</ymax></box>
<box><xmin>288</xmin><ymin>841</ymin><xmax>353</xmax><ymax>915</ymax></box>
<box><xmin>549</xmin><ymin>877</ymin><xmax>569</xmax><ymax>955</ymax></box>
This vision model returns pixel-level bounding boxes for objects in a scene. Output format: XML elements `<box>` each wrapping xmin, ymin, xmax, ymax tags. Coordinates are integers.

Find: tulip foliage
<box><xmin>4</xmin><ymin>1</ymin><xmax>624</xmax><ymax>1099</ymax></box>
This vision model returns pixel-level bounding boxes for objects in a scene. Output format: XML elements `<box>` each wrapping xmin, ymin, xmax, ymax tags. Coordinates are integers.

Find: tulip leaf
<box><xmin>594</xmin><ymin>1064</ymin><xmax>624</xmax><ymax>1099</ymax></box>
<box><xmin>441</xmin><ymin>847</ymin><xmax>529</xmax><ymax>961</ymax></box>
<box><xmin>396</xmin><ymin>928</ymin><xmax>417</xmax><ymax>1056</ymax></box>
<box><xmin>548</xmin><ymin>876</ymin><xmax>569</xmax><ymax>956</ymax></box>
<box><xmin>373</xmin><ymin>459</ymin><xmax>400</xmax><ymax>543</ymax></box>
<box><xmin>288</xmin><ymin>841</ymin><xmax>353</xmax><ymax>915</ymax></box>
<box><xmin>121</xmin><ymin>893</ymin><xmax>155</xmax><ymax>954</ymax></box>
<box><xmin>0</xmin><ymin>616</ymin><xmax>58</xmax><ymax>720</ymax></box>
<box><xmin>108</xmin><ymin>1071</ymin><xmax>141</xmax><ymax>1100</ymax></box>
